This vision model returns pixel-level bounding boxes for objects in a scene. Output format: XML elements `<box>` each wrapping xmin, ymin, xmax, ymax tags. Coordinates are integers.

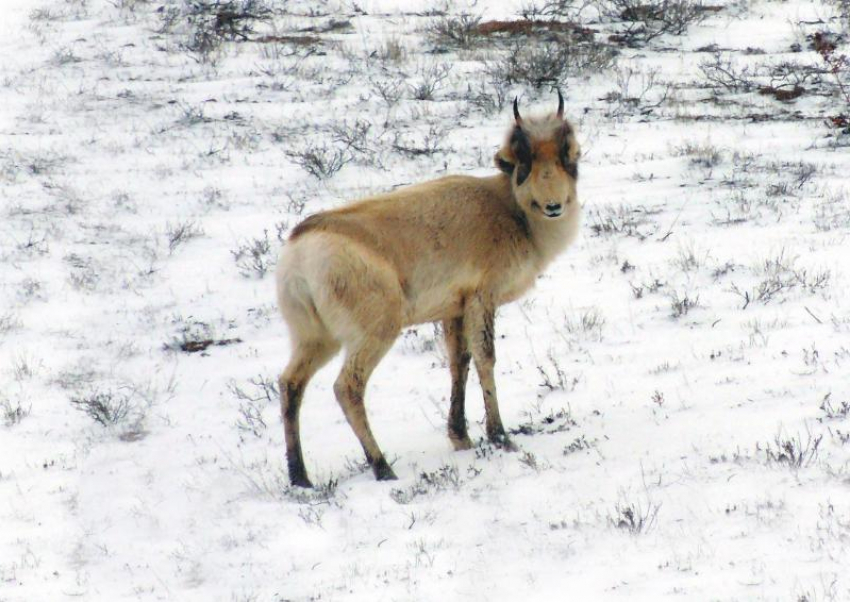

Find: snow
<box><xmin>1</xmin><ymin>0</ymin><xmax>849</xmax><ymax>600</ymax></box>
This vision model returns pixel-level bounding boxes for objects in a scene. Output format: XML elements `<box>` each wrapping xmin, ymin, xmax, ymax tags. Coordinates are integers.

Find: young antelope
<box><xmin>276</xmin><ymin>93</ymin><xmax>582</xmax><ymax>487</ymax></box>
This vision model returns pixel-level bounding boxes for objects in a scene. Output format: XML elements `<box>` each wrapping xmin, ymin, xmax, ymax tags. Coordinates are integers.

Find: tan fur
<box><xmin>277</xmin><ymin>101</ymin><xmax>582</xmax><ymax>486</ymax></box>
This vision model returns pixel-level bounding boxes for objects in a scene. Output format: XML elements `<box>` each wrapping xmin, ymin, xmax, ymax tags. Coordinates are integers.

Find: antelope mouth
<box><xmin>532</xmin><ymin>201</ymin><xmax>564</xmax><ymax>219</ymax></box>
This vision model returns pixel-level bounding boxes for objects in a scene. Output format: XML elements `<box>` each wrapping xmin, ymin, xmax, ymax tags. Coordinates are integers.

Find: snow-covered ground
<box><xmin>2</xmin><ymin>0</ymin><xmax>850</xmax><ymax>599</ymax></box>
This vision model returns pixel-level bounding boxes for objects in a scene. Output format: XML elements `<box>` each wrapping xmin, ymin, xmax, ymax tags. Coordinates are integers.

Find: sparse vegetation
<box><xmin>587</xmin><ymin>203</ymin><xmax>656</xmax><ymax>238</ymax></box>
<box><xmin>165</xmin><ymin>318</ymin><xmax>242</xmax><ymax>353</ymax></box>
<box><xmin>0</xmin><ymin>312</ymin><xmax>22</xmax><ymax>335</ymax></box>
<box><xmin>69</xmin><ymin>389</ymin><xmax>133</xmax><ymax>427</ymax></box>
<box><xmin>563</xmin><ymin>308</ymin><xmax>606</xmax><ymax>341</ymax></box>
<box><xmin>813</xmin><ymin>188</ymin><xmax>850</xmax><ymax>231</ymax></box>
<box><xmin>677</xmin><ymin>141</ymin><xmax>723</xmax><ymax>169</ymax></box>
<box><xmin>563</xmin><ymin>434</ymin><xmax>593</xmax><ymax>455</ymax></box>
<box><xmin>630</xmin><ymin>276</ymin><xmax>666</xmax><ymax>299</ymax></box>
<box><xmin>427</xmin><ymin>13</ymin><xmax>483</xmax><ymax>50</ymax></box>
<box><xmin>489</xmin><ymin>35</ymin><xmax>617</xmax><ymax>88</ymax></box>
<box><xmin>597</xmin><ymin>0</ymin><xmax>710</xmax><ymax>46</ymax></box>
<box><xmin>609</xmin><ymin>497</ymin><xmax>661</xmax><ymax>534</ymax></box>
<box><xmin>730</xmin><ymin>250</ymin><xmax>831</xmax><ymax>309</ymax></box>
<box><xmin>536</xmin><ymin>352</ymin><xmax>576</xmax><ymax>392</ymax></box>
<box><xmin>231</xmin><ymin>230</ymin><xmax>274</xmax><ymax>278</ymax></box>
<box><xmin>819</xmin><ymin>394</ymin><xmax>850</xmax><ymax>421</ymax></box>
<box><xmin>159</xmin><ymin>0</ymin><xmax>275</xmax><ymax>62</ymax></box>
<box><xmin>229</xmin><ymin>375</ymin><xmax>279</xmax><ymax>438</ymax></box>
<box><xmin>669</xmin><ymin>289</ymin><xmax>700</xmax><ymax>318</ymax></box>
<box><xmin>166</xmin><ymin>220</ymin><xmax>204</xmax><ymax>253</ymax></box>
<box><xmin>409</xmin><ymin>62</ymin><xmax>452</xmax><ymax>101</ymax></box>
<box><xmin>812</xmin><ymin>30</ymin><xmax>850</xmax><ymax>135</ymax></box>
<box><xmin>1</xmin><ymin>395</ymin><xmax>31</xmax><ymax>427</ymax></box>
<box><xmin>390</xmin><ymin>464</ymin><xmax>465</xmax><ymax>504</ymax></box>
<box><xmin>65</xmin><ymin>254</ymin><xmax>100</xmax><ymax>292</ymax></box>
<box><xmin>391</xmin><ymin>124</ymin><xmax>449</xmax><ymax>157</ymax></box>
<box><xmin>759</xmin><ymin>431</ymin><xmax>823</xmax><ymax>470</ymax></box>
<box><xmin>288</xmin><ymin>143</ymin><xmax>351</xmax><ymax>179</ymax></box>
<box><xmin>512</xmin><ymin>406</ymin><xmax>577</xmax><ymax>436</ymax></box>
<box><xmin>330</xmin><ymin>119</ymin><xmax>381</xmax><ymax>163</ymax></box>
<box><xmin>604</xmin><ymin>63</ymin><xmax>670</xmax><ymax>118</ymax></box>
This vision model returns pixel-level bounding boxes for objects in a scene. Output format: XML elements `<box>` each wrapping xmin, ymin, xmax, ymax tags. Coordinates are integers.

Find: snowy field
<box><xmin>2</xmin><ymin>0</ymin><xmax>850</xmax><ymax>599</ymax></box>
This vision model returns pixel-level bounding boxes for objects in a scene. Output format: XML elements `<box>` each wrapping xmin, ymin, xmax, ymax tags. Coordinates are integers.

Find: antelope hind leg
<box><xmin>280</xmin><ymin>337</ymin><xmax>340</xmax><ymax>488</ymax></box>
<box><xmin>334</xmin><ymin>336</ymin><xmax>398</xmax><ymax>481</ymax></box>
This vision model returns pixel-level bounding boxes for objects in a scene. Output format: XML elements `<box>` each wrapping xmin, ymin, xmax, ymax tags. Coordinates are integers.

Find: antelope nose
<box><xmin>544</xmin><ymin>202</ymin><xmax>563</xmax><ymax>216</ymax></box>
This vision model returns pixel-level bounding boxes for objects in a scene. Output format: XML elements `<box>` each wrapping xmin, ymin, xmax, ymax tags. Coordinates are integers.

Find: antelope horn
<box><xmin>556</xmin><ymin>89</ymin><xmax>564</xmax><ymax>119</ymax></box>
<box><xmin>513</xmin><ymin>96</ymin><xmax>522</xmax><ymax>123</ymax></box>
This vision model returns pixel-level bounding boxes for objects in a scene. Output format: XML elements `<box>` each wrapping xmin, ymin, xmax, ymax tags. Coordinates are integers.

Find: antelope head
<box><xmin>495</xmin><ymin>91</ymin><xmax>581</xmax><ymax>220</ymax></box>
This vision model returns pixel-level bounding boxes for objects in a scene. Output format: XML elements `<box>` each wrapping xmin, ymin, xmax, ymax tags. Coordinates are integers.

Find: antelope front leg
<box><xmin>465</xmin><ymin>295</ymin><xmax>516</xmax><ymax>451</ymax></box>
<box><xmin>443</xmin><ymin>316</ymin><xmax>473</xmax><ymax>450</ymax></box>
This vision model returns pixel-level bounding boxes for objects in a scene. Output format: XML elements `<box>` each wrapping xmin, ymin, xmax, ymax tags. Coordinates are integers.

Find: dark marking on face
<box><xmin>564</xmin><ymin>162</ymin><xmax>578</xmax><ymax>180</ymax></box>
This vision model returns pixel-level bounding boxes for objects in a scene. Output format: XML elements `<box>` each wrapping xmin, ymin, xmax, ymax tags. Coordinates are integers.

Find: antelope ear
<box><xmin>557</xmin><ymin>123</ymin><xmax>580</xmax><ymax>163</ymax></box>
<box><xmin>563</xmin><ymin>140</ymin><xmax>581</xmax><ymax>168</ymax></box>
<box><xmin>495</xmin><ymin>150</ymin><xmax>515</xmax><ymax>175</ymax></box>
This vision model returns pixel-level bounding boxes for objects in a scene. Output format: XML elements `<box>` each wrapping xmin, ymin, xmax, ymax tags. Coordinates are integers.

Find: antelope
<box><xmin>276</xmin><ymin>93</ymin><xmax>581</xmax><ymax>487</ymax></box>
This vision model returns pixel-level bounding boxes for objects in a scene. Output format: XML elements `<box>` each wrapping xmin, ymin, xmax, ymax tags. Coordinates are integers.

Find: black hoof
<box><xmin>290</xmin><ymin>475</ymin><xmax>313</xmax><ymax>488</ymax></box>
<box><xmin>449</xmin><ymin>431</ymin><xmax>474</xmax><ymax>451</ymax></box>
<box><xmin>288</xmin><ymin>460</ymin><xmax>313</xmax><ymax>488</ymax></box>
<box><xmin>373</xmin><ymin>457</ymin><xmax>398</xmax><ymax>481</ymax></box>
<box><xmin>488</xmin><ymin>431</ymin><xmax>518</xmax><ymax>452</ymax></box>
